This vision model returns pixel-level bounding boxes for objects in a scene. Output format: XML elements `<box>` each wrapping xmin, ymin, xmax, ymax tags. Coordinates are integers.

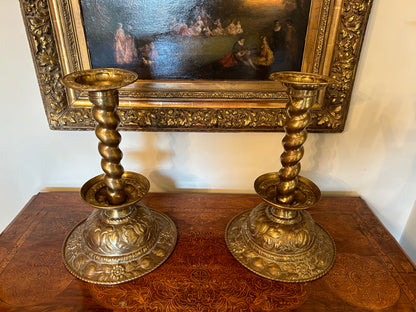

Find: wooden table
<box><xmin>0</xmin><ymin>192</ymin><xmax>415</xmax><ymax>311</ymax></box>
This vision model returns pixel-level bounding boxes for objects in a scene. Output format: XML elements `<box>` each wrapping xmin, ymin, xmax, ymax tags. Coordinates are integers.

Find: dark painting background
<box><xmin>80</xmin><ymin>0</ymin><xmax>311</xmax><ymax>80</ymax></box>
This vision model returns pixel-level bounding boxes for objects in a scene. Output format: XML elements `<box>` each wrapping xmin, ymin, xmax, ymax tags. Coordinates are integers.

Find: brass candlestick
<box><xmin>225</xmin><ymin>71</ymin><xmax>336</xmax><ymax>282</ymax></box>
<box><xmin>62</xmin><ymin>68</ymin><xmax>177</xmax><ymax>285</ymax></box>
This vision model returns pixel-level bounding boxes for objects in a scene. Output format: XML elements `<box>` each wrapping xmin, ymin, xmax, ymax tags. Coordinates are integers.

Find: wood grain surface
<box><xmin>0</xmin><ymin>192</ymin><xmax>415</xmax><ymax>311</ymax></box>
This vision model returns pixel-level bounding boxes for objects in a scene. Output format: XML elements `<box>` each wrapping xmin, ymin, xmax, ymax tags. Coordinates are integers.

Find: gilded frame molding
<box><xmin>20</xmin><ymin>0</ymin><xmax>373</xmax><ymax>132</ymax></box>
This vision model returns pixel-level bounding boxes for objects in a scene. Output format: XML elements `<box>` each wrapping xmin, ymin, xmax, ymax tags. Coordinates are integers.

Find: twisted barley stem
<box><xmin>90</xmin><ymin>90</ymin><xmax>126</xmax><ymax>205</ymax></box>
<box><xmin>276</xmin><ymin>88</ymin><xmax>316</xmax><ymax>205</ymax></box>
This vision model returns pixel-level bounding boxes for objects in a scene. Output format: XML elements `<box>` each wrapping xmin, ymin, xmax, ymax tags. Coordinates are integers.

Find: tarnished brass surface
<box><xmin>63</xmin><ymin>202</ymin><xmax>177</xmax><ymax>285</ymax></box>
<box><xmin>226</xmin><ymin>206</ymin><xmax>335</xmax><ymax>282</ymax></box>
<box><xmin>80</xmin><ymin>172</ymin><xmax>149</xmax><ymax>210</ymax></box>
<box><xmin>62</xmin><ymin>68</ymin><xmax>177</xmax><ymax>284</ymax></box>
<box><xmin>63</xmin><ymin>68</ymin><xmax>138</xmax><ymax>92</ymax></box>
<box><xmin>254</xmin><ymin>173</ymin><xmax>320</xmax><ymax>211</ymax></box>
<box><xmin>226</xmin><ymin>71</ymin><xmax>336</xmax><ymax>282</ymax></box>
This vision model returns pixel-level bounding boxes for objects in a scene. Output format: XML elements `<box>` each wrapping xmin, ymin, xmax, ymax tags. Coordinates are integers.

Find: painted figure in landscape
<box><xmin>125</xmin><ymin>25</ymin><xmax>138</xmax><ymax>64</ymax></box>
<box><xmin>255</xmin><ymin>36</ymin><xmax>274</xmax><ymax>67</ymax></box>
<box><xmin>139</xmin><ymin>42</ymin><xmax>159</xmax><ymax>65</ymax></box>
<box><xmin>219</xmin><ymin>37</ymin><xmax>256</xmax><ymax>70</ymax></box>
<box><xmin>270</xmin><ymin>19</ymin><xmax>290</xmax><ymax>72</ymax></box>
<box><xmin>113</xmin><ymin>23</ymin><xmax>126</xmax><ymax>65</ymax></box>
<box><xmin>211</xmin><ymin>19</ymin><xmax>225</xmax><ymax>36</ymax></box>
<box><xmin>113</xmin><ymin>23</ymin><xmax>138</xmax><ymax>65</ymax></box>
<box><xmin>285</xmin><ymin>19</ymin><xmax>300</xmax><ymax>69</ymax></box>
<box><xmin>81</xmin><ymin>0</ymin><xmax>311</xmax><ymax>80</ymax></box>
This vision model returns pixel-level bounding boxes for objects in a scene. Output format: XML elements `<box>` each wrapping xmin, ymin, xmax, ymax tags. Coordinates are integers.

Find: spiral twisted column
<box><xmin>276</xmin><ymin>88</ymin><xmax>315</xmax><ymax>205</ymax></box>
<box><xmin>90</xmin><ymin>90</ymin><xmax>126</xmax><ymax>206</ymax></box>
<box><xmin>226</xmin><ymin>72</ymin><xmax>336</xmax><ymax>282</ymax></box>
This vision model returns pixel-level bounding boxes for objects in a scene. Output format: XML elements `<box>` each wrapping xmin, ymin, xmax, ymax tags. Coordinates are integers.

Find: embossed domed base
<box><xmin>225</xmin><ymin>202</ymin><xmax>336</xmax><ymax>282</ymax></box>
<box><xmin>62</xmin><ymin>172</ymin><xmax>177</xmax><ymax>285</ymax></box>
<box><xmin>63</xmin><ymin>203</ymin><xmax>177</xmax><ymax>284</ymax></box>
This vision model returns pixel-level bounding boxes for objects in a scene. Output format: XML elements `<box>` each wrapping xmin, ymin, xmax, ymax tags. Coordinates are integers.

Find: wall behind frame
<box><xmin>0</xmin><ymin>1</ymin><xmax>415</xmax><ymax>262</ymax></box>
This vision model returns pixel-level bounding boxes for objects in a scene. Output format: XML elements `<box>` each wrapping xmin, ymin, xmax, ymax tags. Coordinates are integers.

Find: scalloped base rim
<box><xmin>62</xmin><ymin>208</ymin><xmax>177</xmax><ymax>285</ymax></box>
<box><xmin>225</xmin><ymin>209</ymin><xmax>336</xmax><ymax>283</ymax></box>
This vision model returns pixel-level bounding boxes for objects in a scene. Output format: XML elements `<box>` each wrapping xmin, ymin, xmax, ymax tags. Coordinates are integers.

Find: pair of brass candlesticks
<box><xmin>62</xmin><ymin>68</ymin><xmax>335</xmax><ymax>285</ymax></box>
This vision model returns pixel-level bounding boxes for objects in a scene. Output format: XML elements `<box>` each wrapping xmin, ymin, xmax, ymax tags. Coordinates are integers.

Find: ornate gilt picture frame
<box><xmin>20</xmin><ymin>0</ymin><xmax>373</xmax><ymax>132</ymax></box>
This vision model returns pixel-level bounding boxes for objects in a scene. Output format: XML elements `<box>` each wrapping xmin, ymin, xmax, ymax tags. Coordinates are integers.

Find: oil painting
<box><xmin>80</xmin><ymin>0</ymin><xmax>311</xmax><ymax>80</ymax></box>
<box><xmin>20</xmin><ymin>0</ymin><xmax>373</xmax><ymax>131</ymax></box>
